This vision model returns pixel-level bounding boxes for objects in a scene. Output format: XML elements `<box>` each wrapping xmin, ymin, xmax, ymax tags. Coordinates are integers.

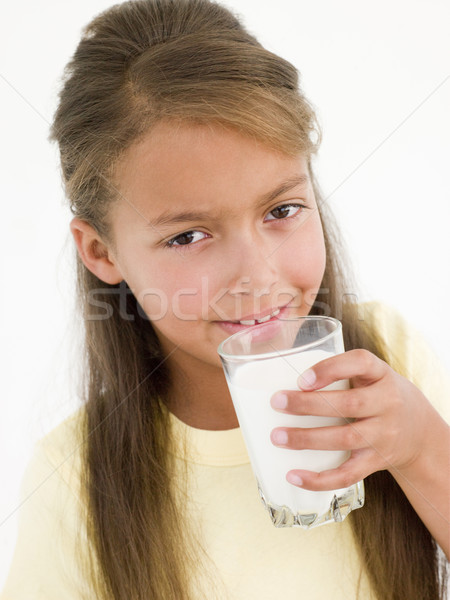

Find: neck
<box><xmin>165</xmin><ymin>355</ymin><xmax>239</xmax><ymax>431</ymax></box>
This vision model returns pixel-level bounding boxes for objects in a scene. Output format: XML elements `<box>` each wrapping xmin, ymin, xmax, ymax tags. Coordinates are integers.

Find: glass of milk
<box><xmin>217</xmin><ymin>315</ymin><xmax>364</xmax><ymax>529</ymax></box>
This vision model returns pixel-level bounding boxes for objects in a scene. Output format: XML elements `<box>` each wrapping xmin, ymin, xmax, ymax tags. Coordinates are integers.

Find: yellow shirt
<box><xmin>2</xmin><ymin>303</ymin><xmax>449</xmax><ymax>599</ymax></box>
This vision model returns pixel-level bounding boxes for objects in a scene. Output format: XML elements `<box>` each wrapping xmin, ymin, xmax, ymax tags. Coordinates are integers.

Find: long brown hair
<box><xmin>50</xmin><ymin>1</ymin><xmax>447</xmax><ymax>598</ymax></box>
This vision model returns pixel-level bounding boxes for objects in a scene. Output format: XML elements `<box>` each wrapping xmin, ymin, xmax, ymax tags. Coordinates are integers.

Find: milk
<box><xmin>226</xmin><ymin>349</ymin><xmax>350</xmax><ymax>516</ymax></box>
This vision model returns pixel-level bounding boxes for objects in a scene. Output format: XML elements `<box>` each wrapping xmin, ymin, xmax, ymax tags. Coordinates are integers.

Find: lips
<box><xmin>232</xmin><ymin>307</ymin><xmax>281</xmax><ymax>326</ymax></box>
<box><xmin>216</xmin><ymin>304</ymin><xmax>290</xmax><ymax>336</ymax></box>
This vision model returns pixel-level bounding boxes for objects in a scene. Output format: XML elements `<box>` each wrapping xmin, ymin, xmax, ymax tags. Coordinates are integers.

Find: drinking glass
<box><xmin>217</xmin><ymin>315</ymin><xmax>364</xmax><ymax>528</ymax></box>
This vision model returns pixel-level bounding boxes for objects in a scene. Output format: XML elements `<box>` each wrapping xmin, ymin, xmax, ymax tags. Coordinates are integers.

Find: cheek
<box><xmin>133</xmin><ymin>258</ymin><xmax>211</xmax><ymax>322</ymax></box>
<box><xmin>282</xmin><ymin>218</ymin><xmax>326</xmax><ymax>288</ymax></box>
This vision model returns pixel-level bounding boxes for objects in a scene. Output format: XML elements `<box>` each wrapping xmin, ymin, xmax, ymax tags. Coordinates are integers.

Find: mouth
<box><xmin>215</xmin><ymin>304</ymin><xmax>290</xmax><ymax>335</ymax></box>
<box><xmin>229</xmin><ymin>307</ymin><xmax>281</xmax><ymax>326</ymax></box>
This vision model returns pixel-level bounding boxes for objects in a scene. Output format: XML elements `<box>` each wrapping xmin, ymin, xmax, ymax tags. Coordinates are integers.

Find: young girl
<box><xmin>2</xmin><ymin>0</ymin><xmax>449</xmax><ymax>598</ymax></box>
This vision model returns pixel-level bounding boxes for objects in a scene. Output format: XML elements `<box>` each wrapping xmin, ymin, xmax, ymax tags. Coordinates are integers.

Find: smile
<box><xmin>232</xmin><ymin>307</ymin><xmax>281</xmax><ymax>326</ymax></box>
<box><xmin>216</xmin><ymin>305</ymin><xmax>290</xmax><ymax>336</ymax></box>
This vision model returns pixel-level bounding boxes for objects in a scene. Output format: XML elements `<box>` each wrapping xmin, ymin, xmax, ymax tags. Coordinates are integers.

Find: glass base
<box><xmin>258</xmin><ymin>480</ymin><xmax>365</xmax><ymax>529</ymax></box>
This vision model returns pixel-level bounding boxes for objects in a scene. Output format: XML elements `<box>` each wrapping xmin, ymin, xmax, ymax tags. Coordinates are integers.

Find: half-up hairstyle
<box><xmin>50</xmin><ymin>1</ymin><xmax>447</xmax><ymax>598</ymax></box>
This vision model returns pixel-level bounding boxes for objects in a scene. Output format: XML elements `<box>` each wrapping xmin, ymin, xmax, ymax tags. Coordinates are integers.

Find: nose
<box><xmin>225</xmin><ymin>235</ymin><xmax>279</xmax><ymax>296</ymax></box>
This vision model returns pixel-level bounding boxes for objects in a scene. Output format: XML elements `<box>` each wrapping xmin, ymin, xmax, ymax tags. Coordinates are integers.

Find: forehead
<box><xmin>112</xmin><ymin>121</ymin><xmax>311</xmax><ymax>222</ymax></box>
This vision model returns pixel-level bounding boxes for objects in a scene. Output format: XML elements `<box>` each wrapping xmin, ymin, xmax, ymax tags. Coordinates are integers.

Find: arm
<box><xmin>390</xmin><ymin>407</ymin><xmax>449</xmax><ymax>557</ymax></box>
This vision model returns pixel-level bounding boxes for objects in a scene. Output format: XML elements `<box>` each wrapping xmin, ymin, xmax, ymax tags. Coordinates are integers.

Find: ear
<box><xmin>70</xmin><ymin>218</ymin><xmax>123</xmax><ymax>285</ymax></box>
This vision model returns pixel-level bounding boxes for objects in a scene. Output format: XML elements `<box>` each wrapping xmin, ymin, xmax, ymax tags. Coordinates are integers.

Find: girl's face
<box><xmin>110</xmin><ymin>121</ymin><xmax>326</xmax><ymax>375</ymax></box>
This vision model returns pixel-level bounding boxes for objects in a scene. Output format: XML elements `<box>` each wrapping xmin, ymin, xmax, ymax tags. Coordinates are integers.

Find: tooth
<box><xmin>257</xmin><ymin>314</ymin><xmax>271</xmax><ymax>323</ymax></box>
<box><xmin>272</xmin><ymin>308</ymin><xmax>280</xmax><ymax>316</ymax></box>
<box><xmin>239</xmin><ymin>319</ymin><xmax>256</xmax><ymax>325</ymax></box>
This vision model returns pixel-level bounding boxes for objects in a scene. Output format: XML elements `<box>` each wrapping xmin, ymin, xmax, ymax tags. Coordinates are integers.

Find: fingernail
<box><xmin>287</xmin><ymin>472</ymin><xmax>303</xmax><ymax>486</ymax></box>
<box><xmin>298</xmin><ymin>368</ymin><xmax>316</xmax><ymax>390</ymax></box>
<box><xmin>271</xmin><ymin>429</ymin><xmax>288</xmax><ymax>445</ymax></box>
<box><xmin>270</xmin><ymin>393</ymin><xmax>288</xmax><ymax>409</ymax></box>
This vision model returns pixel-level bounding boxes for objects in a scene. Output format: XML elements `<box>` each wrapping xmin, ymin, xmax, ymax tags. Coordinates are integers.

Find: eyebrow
<box><xmin>146</xmin><ymin>174</ymin><xmax>310</xmax><ymax>229</ymax></box>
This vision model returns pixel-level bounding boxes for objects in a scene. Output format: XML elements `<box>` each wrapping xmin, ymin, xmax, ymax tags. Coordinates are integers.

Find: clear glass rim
<box><xmin>217</xmin><ymin>315</ymin><xmax>342</xmax><ymax>362</ymax></box>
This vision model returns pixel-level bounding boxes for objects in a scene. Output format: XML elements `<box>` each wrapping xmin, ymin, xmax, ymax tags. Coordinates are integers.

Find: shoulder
<box><xmin>359</xmin><ymin>301</ymin><xmax>450</xmax><ymax>422</ymax></box>
<box><xmin>21</xmin><ymin>408</ymin><xmax>86</xmax><ymax>506</ymax></box>
<box><xmin>359</xmin><ymin>301</ymin><xmax>419</xmax><ymax>370</ymax></box>
<box><xmin>1</xmin><ymin>409</ymin><xmax>90</xmax><ymax>598</ymax></box>
<box><xmin>39</xmin><ymin>408</ymin><xmax>86</xmax><ymax>461</ymax></box>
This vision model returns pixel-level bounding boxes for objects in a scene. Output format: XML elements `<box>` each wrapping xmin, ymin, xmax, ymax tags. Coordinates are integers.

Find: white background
<box><xmin>1</xmin><ymin>0</ymin><xmax>449</xmax><ymax>587</ymax></box>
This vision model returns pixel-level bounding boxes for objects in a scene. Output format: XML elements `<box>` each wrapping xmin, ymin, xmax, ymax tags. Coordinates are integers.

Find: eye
<box><xmin>264</xmin><ymin>203</ymin><xmax>305</xmax><ymax>221</ymax></box>
<box><xmin>165</xmin><ymin>230</ymin><xmax>208</xmax><ymax>248</ymax></box>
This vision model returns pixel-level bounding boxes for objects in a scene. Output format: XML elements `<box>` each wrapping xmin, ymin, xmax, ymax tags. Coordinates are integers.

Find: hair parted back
<box><xmin>50</xmin><ymin>1</ymin><xmax>447</xmax><ymax>598</ymax></box>
<box><xmin>54</xmin><ymin>0</ymin><xmax>319</xmax><ymax>241</ymax></box>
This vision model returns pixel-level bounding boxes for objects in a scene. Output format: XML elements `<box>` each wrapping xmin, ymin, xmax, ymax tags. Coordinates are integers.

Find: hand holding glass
<box><xmin>218</xmin><ymin>315</ymin><xmax>364</xmax><ymax>529</ymax></box>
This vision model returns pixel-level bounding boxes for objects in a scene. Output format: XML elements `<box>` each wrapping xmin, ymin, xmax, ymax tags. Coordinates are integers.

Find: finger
<box><xmin>271</xmin><ymin>420</ymin><xmax>372</xmax><ymax>451</ymax></box>
<box><xmin>270</xmin><ymin>386</ymin><xmax>379</xmax><ymax>419</ymax></box>
<box><xmin>297</xmin><ymin>349</ymin><xmax>387</xmax><ymax>391</ymax></box>
<box><xmin>286</xmin><ymin>448</ymin><xmax>380</xmax><ymax>491</ymax></box>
